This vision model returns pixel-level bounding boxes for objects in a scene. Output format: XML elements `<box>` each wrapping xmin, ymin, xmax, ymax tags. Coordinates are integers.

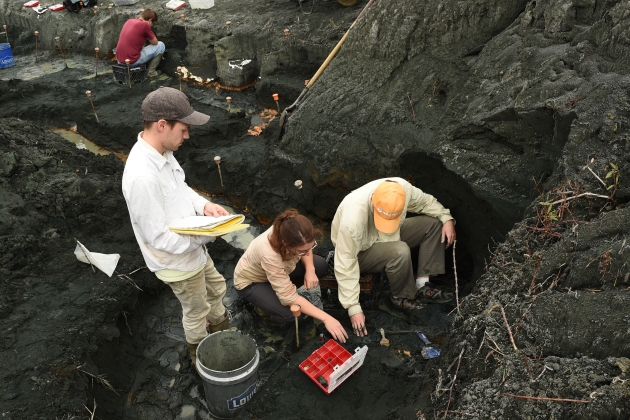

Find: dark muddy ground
<box><xmin>0</xmin><ymin>116</ymin><xmax>461</xmax><ymax>420</ymax></box>
<box><xmin>0</xmin><ymin>2</ymin><xmax>464</xmax><ymax>419</ymax></box>
<box><xmin>2</xmin><ymin>0</ymin><xmax>630</xmax><ymax>419</ymax></box>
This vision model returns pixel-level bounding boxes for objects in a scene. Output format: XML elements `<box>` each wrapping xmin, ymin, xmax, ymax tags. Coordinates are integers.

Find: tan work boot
<box><xmin>207</xmin><ymin>309</ymin><xmax>231</xmax><ymax>333</ymax></box>
<box><xmin>146</xmin><ymin>52</ymin><xmax>163</xmax><ymax>78</ymax></box>
<box><xmin>187</xmin><ymin>341</ymin><xmax>199</xmax><ymax>369</ymax></box>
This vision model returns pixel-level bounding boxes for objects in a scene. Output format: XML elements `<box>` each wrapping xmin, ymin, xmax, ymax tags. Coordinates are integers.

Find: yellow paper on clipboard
<box><xmin>169</xmin><ymin>214</ymin><xmax>249</xmax><ymax>236</ymax></box>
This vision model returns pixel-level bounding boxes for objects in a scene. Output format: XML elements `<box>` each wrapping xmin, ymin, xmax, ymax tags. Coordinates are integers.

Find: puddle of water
<box><xmin>50</xmin><ymin>128</ymin><xmax>127</xmax><ymax>161</ymax></box>
<box><xmin>51</xmin><ymin>128</ymin><xmax>110</xmax><ymax>156</ymax></box>
<box><xmin>1</xmin><ymin>53</ymin><xmax>113</xmax><ymax>81</ymax></box>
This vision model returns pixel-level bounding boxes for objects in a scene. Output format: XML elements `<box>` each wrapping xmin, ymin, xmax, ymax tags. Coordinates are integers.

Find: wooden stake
<box><xmin>214</xmin><ymin>156</ymin><xmax>224</xmax><ymax>195</ymax></box>
<box><xmin>34</xmin><ymin>31</ymin><xmax>39</xmax><ymax>63</ymax></box>
<box><xmin>94</xmin><ymin>47</ymin><xmax>99</xmax><ymax>76</ymax></box>
<box><xmin>273</xmin><ymin>93</ymin><xmax>279</xmax><ymax>113</ymax></box>
<box><xmin>125</xmin><ymin>59</ymin><xmax>132</xmax><ymax>89</ymax></box>
<box><xmin>55</xmin><ymin>37</ymin><xmax>65</xmax><ymax>60</ymax></box>
<box><xmin>86</xmin><ymin>91</ymin><xmax>100</xmax><ymax>123</ymax></box>
<box><xmin>3</xmin><ymin>25</ymin><xmax>8</xmax><ymax>44</ymax></box>
<box><xmin>291</xmin><ymin>304</ymin><xmax>301</xmax><ymax>348</ymax></box>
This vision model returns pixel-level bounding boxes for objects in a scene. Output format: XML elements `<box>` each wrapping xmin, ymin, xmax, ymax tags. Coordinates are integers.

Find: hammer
<box><xmin>290</xmin><ymin>304</ymin><xmax>301</xmax><ymax>348</ymax></box>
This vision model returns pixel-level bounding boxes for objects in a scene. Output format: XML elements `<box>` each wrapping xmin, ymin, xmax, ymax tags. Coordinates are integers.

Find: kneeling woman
<box><xmin>234</xmin><ymin>209</ymin><xmax>348</xmax><ymax>342</ymax></box>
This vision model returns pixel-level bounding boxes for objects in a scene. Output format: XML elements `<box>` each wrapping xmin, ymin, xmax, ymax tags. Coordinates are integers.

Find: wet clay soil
<box><xmin>2</xmin><ymin>0</ymin><xmax>630</xmax><ymax>419</ymax></box>
<box><xmin>0</xmin><ymin>2</ymin><xmax>446</xmax><ymax>419</ymax></box>
<box><xmin>0</xmin><ymin>116</ymin><xmax>460</xmax><ymax>420</ymax></box>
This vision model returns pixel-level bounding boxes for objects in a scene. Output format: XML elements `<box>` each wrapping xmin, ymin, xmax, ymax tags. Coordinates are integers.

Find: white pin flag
<box><xmin>74</xmin><ymin>240</ymin><xmax>120</xmax><ymax>277</ymax></box>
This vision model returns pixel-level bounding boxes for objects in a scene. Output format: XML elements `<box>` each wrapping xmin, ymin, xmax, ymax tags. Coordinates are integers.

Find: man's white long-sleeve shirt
<box><xmin>122</xmin><ymin>134</ymin><xmax>213</xmax><ymax>272</ymax></box>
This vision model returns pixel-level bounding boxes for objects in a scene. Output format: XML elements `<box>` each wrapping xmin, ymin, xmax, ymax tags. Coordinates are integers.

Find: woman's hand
<box><xmin>323</xmin><ymin>316</ymin><xmax>348</xmax><ymax>343</ymax></box>
<box><xmin>304</xmin><ymin>269</ymin><xmax>319</xmax><ymax>290</ymax></box>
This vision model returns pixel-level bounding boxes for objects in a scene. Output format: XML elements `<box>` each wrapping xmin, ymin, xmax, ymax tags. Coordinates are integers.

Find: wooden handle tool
<box><xmin>379</xmin><ymin>328</ymin><xmax>390</xmax><ymax>347</ymax></box>
<box><xmin>291</xmin><ymin>304</ymin><xmax>301</xmax><ymax>348</ymax></box>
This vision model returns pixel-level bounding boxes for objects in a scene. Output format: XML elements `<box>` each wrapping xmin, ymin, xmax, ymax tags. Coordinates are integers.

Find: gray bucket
<box><xmin>196</xmin><ymin>330</ymin><xmax>259</xmax><ymax>419</ymax></box>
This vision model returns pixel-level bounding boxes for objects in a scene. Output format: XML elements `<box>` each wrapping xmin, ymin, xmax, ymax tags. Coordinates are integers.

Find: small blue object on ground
<box><xmin>0</xmin><ymin>43</ymin><xmax>15</xmax><ymax>69</ymax></box>
<box><xmin>417</xmin><ymin>331</ymin><xmax>432</xmax><ymax>345</ymax></box>
<box><xmin>421</xmin><ymin>346</ymin><xmax>441</xmax><ymax>359</ymax></box>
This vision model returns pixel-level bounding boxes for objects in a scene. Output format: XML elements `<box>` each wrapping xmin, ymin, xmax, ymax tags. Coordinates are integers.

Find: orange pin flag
<box><xmin>272</xmin><ymin>93</ymin><xmax>280</xmax><ymax>112</ymax></box>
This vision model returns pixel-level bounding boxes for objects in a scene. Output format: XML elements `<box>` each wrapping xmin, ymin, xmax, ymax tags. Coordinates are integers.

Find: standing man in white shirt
<box><xmin>331</xmin><ymin>178</ymin><xmax>456</xmax><ymax>337</ymax></box>
<box><xmin>122</xmin><ymin>87</ymin><xmax>231</xmax><ymax>368</ymax></box>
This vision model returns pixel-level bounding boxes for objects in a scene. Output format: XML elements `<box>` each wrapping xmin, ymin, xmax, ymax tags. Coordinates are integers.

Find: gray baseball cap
<box><xmin>141</xmin><ymin>87</ymin><xmax>210</xmax><ymax>125</ymax></box>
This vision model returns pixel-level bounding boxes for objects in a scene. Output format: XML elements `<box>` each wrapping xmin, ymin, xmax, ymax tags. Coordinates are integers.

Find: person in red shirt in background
<box><xmin>115</xmin><ymin>9</ymin><xmax>165</xmax><ymax>77</ymax></box>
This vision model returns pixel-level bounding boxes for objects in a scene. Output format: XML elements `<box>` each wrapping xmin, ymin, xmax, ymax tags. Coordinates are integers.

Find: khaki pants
<box><xmin>357</xmin><ymin>216</ymin><xmax>444</xmax><ymax>300</ymax></box>
<box><xmin>165</xmin><ymin>257</ymin><xmax>227</xmax><ymax>345</ymax></box>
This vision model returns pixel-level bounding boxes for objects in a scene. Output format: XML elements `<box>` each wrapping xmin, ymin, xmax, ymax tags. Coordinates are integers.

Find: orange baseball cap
<box><xmin>372</xmin><ymin>181</ymin><xmax>406</xmax><ymax>233</ymax></box>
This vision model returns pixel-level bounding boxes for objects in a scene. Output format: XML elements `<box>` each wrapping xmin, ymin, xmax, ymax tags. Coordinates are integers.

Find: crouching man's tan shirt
<box><xmin>330</xmin><ymin>177</ymin><xmax>454</xmax><ymax>317</ymax></box>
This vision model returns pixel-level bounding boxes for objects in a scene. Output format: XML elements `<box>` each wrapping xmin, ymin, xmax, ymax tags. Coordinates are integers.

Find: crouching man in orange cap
<box><xmin>330</xmin><ymin>178</ymin><xmax>456</xmax><ymax>337</ymax></box>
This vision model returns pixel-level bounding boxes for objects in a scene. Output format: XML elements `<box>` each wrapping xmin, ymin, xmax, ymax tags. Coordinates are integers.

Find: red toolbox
<box><xmin>299</xmin><ymin>339</ymin><xmax>368</xmax><ymax>394</ymax></box>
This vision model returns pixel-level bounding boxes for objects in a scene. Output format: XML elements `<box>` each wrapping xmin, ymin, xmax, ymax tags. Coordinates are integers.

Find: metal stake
<box><xmin>3</xmin><ymin>25</ymin><xmax>8</xmax><ymax>44</ymax></box>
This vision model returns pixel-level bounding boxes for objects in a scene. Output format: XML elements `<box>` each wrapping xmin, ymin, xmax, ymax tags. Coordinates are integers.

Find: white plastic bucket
<box><xmin>196</xmin><ymin>330</ymin><xmax>259</xmax><ymax>419</ymax></box>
